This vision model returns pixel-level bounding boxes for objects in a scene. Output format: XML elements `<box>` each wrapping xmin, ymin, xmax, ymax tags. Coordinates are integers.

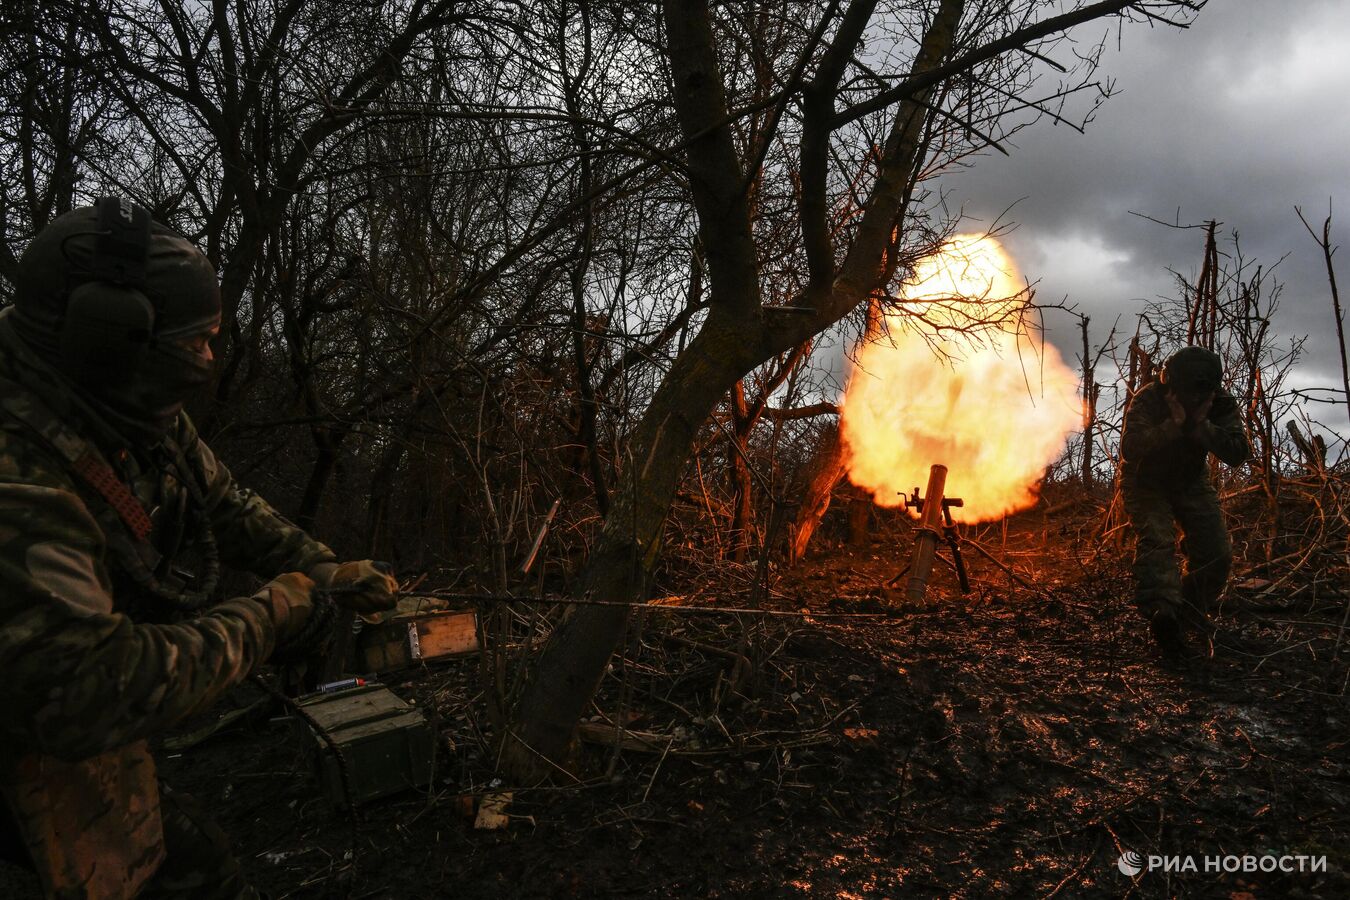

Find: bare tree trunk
<box><xmin>1286</xmin><ymin>421</ymin><xmax>1326</xmax><ymax>475</ymax></box>
<box><xmin>727</xmin><ymin>381</ymin><xmax>755</xmax><ymax>562</ymax></box>
<box><xmin>790</xmin><ymin>423</ymin><xmax>848</xmax><ymax>562</ymax></box>
<box><xmin>1187</xmin><ymin>221</ymin><xmax>1219</xmax><ymax>348</ymax></box>
<box><xmin>1079</xmin><ymin>315</ymin><xmax>1097</xmax><ymax>486</ymax></box>
<box><xmin>786</xmin><ymin>295</ymin><xmax>883</xmax><ymax>558</ymax></box>
<box><xmin>296</xmin><ymin>425</ymin><xmax>349</xmax><ymax>534</ymax></box>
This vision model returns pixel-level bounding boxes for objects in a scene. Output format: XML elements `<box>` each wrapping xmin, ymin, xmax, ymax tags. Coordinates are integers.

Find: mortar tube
<box><xmin>904</xmin><ymin>464</ymin><xmax>948</xmax><ymax>605</ymax></box>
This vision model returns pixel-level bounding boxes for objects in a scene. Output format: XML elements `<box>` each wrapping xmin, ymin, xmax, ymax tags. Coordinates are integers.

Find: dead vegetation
<box><xmin>135</xmin><ymin>481</ymin><xmax>1347</xmax><ymax>899</ymax></box>
<box><xmin>2</xmin><ymin>458</ymin><xmax>1343</xmax><ymax>898</ymax></box>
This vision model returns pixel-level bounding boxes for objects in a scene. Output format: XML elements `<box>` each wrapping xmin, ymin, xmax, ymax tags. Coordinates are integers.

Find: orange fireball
<box><xmin>840</xmin><ymin>234</ymin><xmax>1082</xmax><ymax>522</ymax></box>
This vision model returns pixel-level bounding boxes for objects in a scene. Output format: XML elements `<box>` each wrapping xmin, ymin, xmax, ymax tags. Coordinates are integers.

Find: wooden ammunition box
<box><xmin>295</xmin><ymin>685</ymin><xmax>434</xmax><ymax>806</ymax></box>
<box><xmin>358</xmin><ymin>609</ymin><xmax>479</xmax><ymax>673</ymax></box>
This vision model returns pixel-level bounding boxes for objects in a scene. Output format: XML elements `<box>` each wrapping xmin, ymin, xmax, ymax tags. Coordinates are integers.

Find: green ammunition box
<box><xmin>294</xmin><ymin>684</ymin><xmax>435</xmax><ymax>805</ymax></box>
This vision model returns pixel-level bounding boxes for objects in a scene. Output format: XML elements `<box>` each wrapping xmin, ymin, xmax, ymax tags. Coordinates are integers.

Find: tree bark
<box><xmin>1079</xmin><ymin>315</ymin><xmax>1098</xmax><ymax>486</ymax></box>
<box><xmin>727</xmin><ymin>380</ymin><xmax>755</xmax><ymax>563</ymax></box>
<box><xmin>788</xmin><ymin>294</ymin><xmax>883</xmax><ymax>561</ymax></box>
<box><xmin>790</xmin><ymin>425</ymin><xmax>847</xmax><ymax>563</ymax></box>
<box><xmin>296</xmin><ymin>425</ymin><xmax>349</xmax><ymax>534</ymax></box>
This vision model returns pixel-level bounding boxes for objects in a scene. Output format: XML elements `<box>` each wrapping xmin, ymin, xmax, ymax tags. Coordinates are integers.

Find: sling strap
<box><xmin>69</xmin><ymin>450</ymin><xmax>153</xmax><ymax>541</ymax></box>
<box><xmin>0</xmin><ymin>375</ymin><xmax>155</xmax><ymax>544</ymax></box>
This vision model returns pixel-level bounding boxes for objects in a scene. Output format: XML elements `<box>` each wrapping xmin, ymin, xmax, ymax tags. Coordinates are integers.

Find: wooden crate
<box><xmin>359</xmin><ymin>609</ymin><xmax>479</xmax><ymax>672</ymax></box>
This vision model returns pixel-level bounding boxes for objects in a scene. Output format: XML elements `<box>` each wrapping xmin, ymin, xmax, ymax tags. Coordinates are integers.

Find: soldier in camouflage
<box><xmin>0</xmin><ymin>199</ymin><xmax>397</xmax><ymax>899</ymax></box>
<box><xmin>1119</xmin><ymin>346</ymin><xmax>1250</xmax><ymax>659</ymax></box>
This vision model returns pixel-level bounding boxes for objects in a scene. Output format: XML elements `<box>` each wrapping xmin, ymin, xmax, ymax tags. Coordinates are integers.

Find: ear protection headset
<box><xmin>61</xmin><ymin>196</ymin><xmax>157</xmax><ymax>379</ymax></box>
<box><xmin>1159</xmin><ymin>347</ymin><xmax>1222</xmax><ymax>391</ymax></box>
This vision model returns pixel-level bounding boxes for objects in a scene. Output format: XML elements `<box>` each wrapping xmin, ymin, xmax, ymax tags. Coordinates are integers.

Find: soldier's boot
<box><xmin>1175</xmin><ymin>484</ymin><xmax>1231</xmax><ymax>657</ymax></box>
<box><xmin>1148</xmin><ymin>609</ymin><xmax>1191</xmax><ymax>660</ymax></box>
<box><xmin>1180</xmin><ymin>570</ymin><xmax>1222</xmax><ymax>641</ymax></box>
<box><xmin>1176</xmin><ymin>597</ymin><xmax>1215</xmax><ymax>657</ymax></box>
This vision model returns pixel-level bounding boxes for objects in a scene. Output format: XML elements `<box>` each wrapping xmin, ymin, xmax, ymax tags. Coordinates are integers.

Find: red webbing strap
<box><xmin>70</xmin><ymin>451</ymin><xmax>153</xmax><ymax>542</ymax></box>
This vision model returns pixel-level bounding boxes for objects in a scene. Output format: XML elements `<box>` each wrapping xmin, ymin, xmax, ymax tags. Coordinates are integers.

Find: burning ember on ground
<box><xmin>841</xmin><ymin>234</ymin><xmax>1082</xmax><ymax>522</ymax></box>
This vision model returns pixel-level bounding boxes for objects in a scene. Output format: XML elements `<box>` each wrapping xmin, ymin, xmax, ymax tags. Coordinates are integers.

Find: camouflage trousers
<box><xmin>1</xmin><ymin>782</ymin><xmax>255</xmax><ymax>899</ymax></box>
<box><xmin>140</xmin><ymin>783</ymin><xmax>257</xmax><ymax>899</ymax></box>
<box><xmin>1122</xmin><ymin>478</ymin><xmax>1232</xmax><ymax>626</ymax></box>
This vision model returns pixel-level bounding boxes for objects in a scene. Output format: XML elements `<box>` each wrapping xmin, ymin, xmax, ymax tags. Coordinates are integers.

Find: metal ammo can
<box><xmin>294</xmin><ymin>684</ymin><xmax>435</xmax><ymax>805</ymax></box>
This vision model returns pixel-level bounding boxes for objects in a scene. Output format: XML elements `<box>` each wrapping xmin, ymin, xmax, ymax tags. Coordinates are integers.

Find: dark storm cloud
<box><xmin>944</xmin><ymin>0</ymin><xmax>1350</xmax><ymax>415</ymax></box>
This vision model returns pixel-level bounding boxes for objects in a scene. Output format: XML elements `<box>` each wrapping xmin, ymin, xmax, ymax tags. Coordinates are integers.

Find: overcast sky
<box><xmin>942</xmin><ymin>0</ymin><xmax>1349</xmax><ymax>442</ymax></box>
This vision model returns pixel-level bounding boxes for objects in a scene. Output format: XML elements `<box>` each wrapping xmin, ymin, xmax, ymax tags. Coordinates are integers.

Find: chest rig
<box><xmin>0</xmin><ymin>377</ymin><xmax>220</xmax><ymax>614</ymax></box>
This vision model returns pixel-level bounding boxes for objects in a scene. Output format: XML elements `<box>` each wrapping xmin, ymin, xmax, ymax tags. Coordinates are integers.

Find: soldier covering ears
<box><xmin>1119</xmin><ymin>345</ymin><xmax>1250</xmax><ymax>659</ymax></box>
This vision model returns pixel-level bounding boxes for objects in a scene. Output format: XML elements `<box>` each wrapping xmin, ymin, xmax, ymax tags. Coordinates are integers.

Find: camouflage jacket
<box><xmin>1119</xmin><ymin>381</ymin><xmax>1250</xmax><ymax>487</ymax></box>
<box><xmin>0</xmin><ymin>311</ymin><xmax>334</xmax><ymax>897</ymax></box>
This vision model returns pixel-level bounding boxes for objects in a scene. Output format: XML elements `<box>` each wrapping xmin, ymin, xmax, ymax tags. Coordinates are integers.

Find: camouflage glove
<box><xmin>325</xmin><ymin>560</ymin><xmax>399</xmax><ymax>615</ymax></box>
<box><xmin>253</xmin><ymin>571</ymin><xmax>316</xmax><ymax>643</ymax></box>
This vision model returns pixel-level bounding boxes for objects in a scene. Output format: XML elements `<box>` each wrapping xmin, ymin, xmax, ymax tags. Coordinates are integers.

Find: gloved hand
<box><xmin>325</xmin><ymin>560</ymin><xmax>399</xmax><ymax>616</ymax></box>
<box><xmin>1165</xmin><ymin>391</ymin><xmax>1187</xmax><ymax>427</ymax></box>
<box><xmin>253</xmin><ymin>571</ymin><xmax>316</xmax><ymax>642</ymax></box>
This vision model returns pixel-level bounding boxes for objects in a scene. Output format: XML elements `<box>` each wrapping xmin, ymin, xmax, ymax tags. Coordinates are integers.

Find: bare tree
<box><xmin>498</xmin><ymin>0</ymin><xmax>1204</xmax><ymax>780</ymax></box>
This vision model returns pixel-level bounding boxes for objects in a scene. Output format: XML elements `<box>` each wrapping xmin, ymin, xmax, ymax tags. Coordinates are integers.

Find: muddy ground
<box><xmin>4</xmin><ymin>511</ymin><xmax>1347</xmax><ymax>898</ymax></box>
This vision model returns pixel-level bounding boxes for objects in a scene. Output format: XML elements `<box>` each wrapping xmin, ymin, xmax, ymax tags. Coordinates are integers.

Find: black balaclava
<box><xmin>12</xmin><ymin>200</ymin><xmax>221</xmax><ymax>446</ymax></box>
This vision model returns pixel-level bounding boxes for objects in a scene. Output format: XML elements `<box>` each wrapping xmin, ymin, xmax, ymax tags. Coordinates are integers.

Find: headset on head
<box><xmin>61</xmin><ymin>196</ymin><xmax>157</xmax><ymax>379</ymax></box>
<box><xmin>1158</xmin><ymin>347</ymin><xmax>1221</xmax><ymax>390</ymax></box>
